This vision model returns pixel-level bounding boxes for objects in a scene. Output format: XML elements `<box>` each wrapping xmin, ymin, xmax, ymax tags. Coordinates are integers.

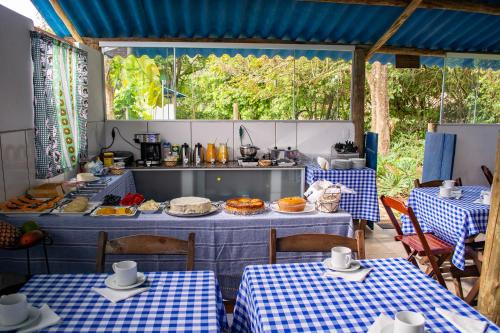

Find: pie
<box><xmin>225</xmin><ymin>197</ymin><xmax>265</xmax><ymax>215</ymax></box>
<box><xmin>169</xmin><ymin>197</ymin><xmax>212</xmax><ymax>215</ymax></box>
<box><xmin>277</xmin><ymin>197</ymin><xmax>306</xmax><ymax>212</ymax></box>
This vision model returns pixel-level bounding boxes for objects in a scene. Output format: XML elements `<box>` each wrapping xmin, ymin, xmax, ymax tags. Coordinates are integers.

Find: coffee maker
<box><xmin>134</xmin><ymin>133</ymin><xmax>162</xmax><ymax>166</ymax></box>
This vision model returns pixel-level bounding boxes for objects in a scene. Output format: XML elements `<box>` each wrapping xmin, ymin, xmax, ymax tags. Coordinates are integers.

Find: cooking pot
<box><xmin>240</xmin><ymin>144</ymin><xmax>260</xmax><ymax>158</ymax></box>
<box><xmin>269</xmin><ymin>147</ymin><xmax>299</xmax><ymax>161</ymax></box>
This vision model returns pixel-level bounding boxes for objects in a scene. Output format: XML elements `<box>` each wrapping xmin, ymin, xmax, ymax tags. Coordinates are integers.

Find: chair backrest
<box><xmin>379</xmin><ymin>195</ymin><xmax>432</xmax><ymax>254</ymax></box>
<box><xmin>96</xmin><ymin>232</ymin><xmax>195</xmax><ymax>273</ymax></box>
<box><xmin>414</xmin><ymin>177</ymin><xmax>463</xmax><ymax>188</ymax></box>
<box><xmin>269</xmin><ymin>229</ymin><xmax>365</xmax><ymax>264</ymax></box>
<box><xmin>380</xmin><ymin>195</ymin><xmax>408</xmax><ymax>237</ymax></box>
<box><xmin>481</xmin><ymin>165</ymin><xmax>493</xmax><ymax>186</ymax></box>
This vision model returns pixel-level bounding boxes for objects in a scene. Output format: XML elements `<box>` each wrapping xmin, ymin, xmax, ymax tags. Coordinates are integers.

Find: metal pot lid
<box><xmin>241</xmin><ymin>144</ymin><xmax>259</xmax><ymax>149</ymax></box>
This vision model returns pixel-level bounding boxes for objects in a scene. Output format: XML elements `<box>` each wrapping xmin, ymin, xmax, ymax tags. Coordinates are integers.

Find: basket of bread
<box><xmin>315</xmin><ymin>185</ymin><xmax>341</xmax><ymax>213</ymax></box>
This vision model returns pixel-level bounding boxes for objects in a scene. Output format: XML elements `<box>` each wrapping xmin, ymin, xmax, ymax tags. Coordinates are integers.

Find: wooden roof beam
<box><xmin>48</xmin><ymin>0</ymin><xmax>84</xmax><ymax>44</ymax></box>
<box><xmin>304</xmin><ymin>0</ymin><xmax>500</xmax><ymax>15</ymax></box>
<box><xmin>365</xmin><ymin>0</ymin><xmax>422</xmax><ymax>60</ymax></box>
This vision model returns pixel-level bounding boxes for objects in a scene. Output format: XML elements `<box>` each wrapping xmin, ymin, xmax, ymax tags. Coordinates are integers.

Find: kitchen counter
<box><xmin>126</xmin><ymin>160</ymin><xmax>306</xmax><ymax>171</ymax></box>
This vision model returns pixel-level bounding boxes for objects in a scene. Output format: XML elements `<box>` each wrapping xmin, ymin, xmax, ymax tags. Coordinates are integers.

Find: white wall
<box><xmin>0</xmin><ymin>5</ymin><xmax>33</xmax><ymax>132</ymax></box>
<box><xmin>105</xmin><ymin>120</ymin><xmax>355</xmax><ymax>160</ymax></box>
<box><xmin>437</xmin><ymin>124</ymin><xmax>499</xmax><ymax>186</ymax></box>
<box><xmin>0</xmin><ymin>5</ymin><xmax>106</xmax><ymax>199</ymax></box>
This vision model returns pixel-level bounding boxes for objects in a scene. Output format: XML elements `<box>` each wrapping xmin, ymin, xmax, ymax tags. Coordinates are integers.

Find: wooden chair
<box><xmin>269</xmin><ymin>229</ymin><xmax>365</xmax><ymax>265</ymax></box>
<box><xmin>379</xmin><ymin>195</ymin><xmax>454</xmax><ymax>288</ymax></box>
<box><xmin>414</xmin><ymin>177</ymin><xmax>463</xmax><ymax>188</ymax></box>
<box><xmin>96</xmin><ymin>232</ymin><xmax>195</xmax><ymax>273</ymax></box>
<box><xmin>481</xmin><ymin>165</ymin><xmax>493</xmax><ymax>185</ymax></box>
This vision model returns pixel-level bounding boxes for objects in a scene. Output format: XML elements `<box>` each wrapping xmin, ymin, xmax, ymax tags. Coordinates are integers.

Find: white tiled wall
<box><xmin>103</xmin><ymin>120</ymin><xmax>354</xmax><ymax>160</ymax></box>
<box><xmin>234</xmin><ymin>121</ymin><xmax>276</xmax><ymax>158</ymax></box>
<box><xmin>276</xmin><ymin>122</ymin><xmax>297</xmax><ymax>148</ymax></box>
<box><xmin>148</xmin><ymin>121</ymin><xmax>192</xmax><ymax>147</ymax></box>
<box><xmin>0</xmin><ymin>121</ymin><xmax>105</xmax><ymax>199</ymax></box>
<box><xmin>297</xmin><ymin>122</ymin><xmax>354</xmax><ymax>158</ymax></box>
<box><xmin>192</xmin><ymin>122</ymin><xmax>234</xmax><ymax>160</ymax></box>
<box><xmin>1</xmin><ymin>131</ymin><xmax>30</xmax><ymax>198</ymax></box>
<box><xmin>105</xmin><ymin>121</ymin><xmax>147</xmax><ymax>160</ymax></box>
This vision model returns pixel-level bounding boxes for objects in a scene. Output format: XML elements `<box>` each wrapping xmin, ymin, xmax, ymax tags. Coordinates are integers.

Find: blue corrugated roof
<box><xmin>32</xmin><ymin>0</ymin><xmax>500</xmax><ymax>52</ymax></box>
<box><xmin>32</xmin><ymin>0</ymin><xmax>499</xmax><ymax>67</ymax></box>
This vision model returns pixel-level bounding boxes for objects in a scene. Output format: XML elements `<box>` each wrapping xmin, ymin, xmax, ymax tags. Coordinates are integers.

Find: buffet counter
<box><xmin>127</xmin><ymin>160</ymin><xmax>306</xmax><ymax>170</ymax></box>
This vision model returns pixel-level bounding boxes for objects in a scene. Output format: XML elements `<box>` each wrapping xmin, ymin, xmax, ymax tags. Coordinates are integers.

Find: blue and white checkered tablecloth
<box><xmin>20</xmin><ymin>271</ymin><xmax>228</xmax><ymax>332</ymax></box>
<box><xmin>306</xmin><ymin>165</ymin><xmax>379</xmax><ymax>221</ymax></box>
<box><xmin>231</xmin><ymin>258</ymin><xmax>499</xmax><ymax>333</ymax></box>
<box><xmin>402</xmin><ymin>186</ymin><xmax>490</xmax><ymax>270</ymax></box>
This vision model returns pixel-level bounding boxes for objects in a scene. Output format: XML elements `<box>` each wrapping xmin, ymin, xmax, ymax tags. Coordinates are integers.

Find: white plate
<box><xmin>105</xmin><ymin>272</ymin><xmax>147</xmax><ymax>290</ymax></box>
<box><xmin>51</xmin><ymin>201</ymin><xmax>101</xmax><ymax>215</ymax></box>
<box><xmin>270</xmin><ymin>202</ymin><xmax>316</xmax><ymax>214</ymax></box>
<box><xmin>166</xmin><ymin>204</ymin><xmax>219</xmax><ymax>217</ymax></box>
<box><xmin>90</xmin><ymin>206</ymin><xmax>138</xmax><ymax>217</ymax></box>
<box><xmin>380</xmin><ymin>323</ymin><xmax>429</xmax><ymax>333</ymax></box>
<box><xmin>323</xmin><ymin>258</ymin><xmax>362</xmax><ymax>272</ymax></box>
<box><xmin>0</xmin><ymin>305</ymin><xmax>41</xmax><ymax>331</ymax></box>
<box><xmin>380</xmin><ymin>323</ymin><xmax>394</xmax><ymax>333</ymax></box>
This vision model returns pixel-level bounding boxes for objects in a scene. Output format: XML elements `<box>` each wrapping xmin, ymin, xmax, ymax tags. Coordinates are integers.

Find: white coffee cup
<box><xmin>0</xmin><ymin>293</ymin><xmax>29</xmax><ymax>326</ymax></box>
<box><xmin>481</xmin><ymin>191</ymin><xmax>491</xmax><ymax>205</ymax></box>
<box><xmin>442</xmin><ymin>180</ymin><xmax>455</xmax><ymax>189</ymax></box>
<box><xmin>331</xmin><ymin>246</ymin><xmax>352</xmax><ymax>269</ymax></box>
<box><xmin>112</xmin><ymin>260</ymin><xmax>138</xmax><ymax>286</ymax></box>
<box><xmin>439</xmin><ymin>186</ymin><xmax>452</xmax><ymax>197</ymax></box>
<box><xmin>394</xmin><ymin>311</ymin><xmax>425</xmax><ymax>333</ymax></box>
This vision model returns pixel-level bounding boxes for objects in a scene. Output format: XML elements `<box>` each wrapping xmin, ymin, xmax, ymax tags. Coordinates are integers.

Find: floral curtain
<box><xmin>31</xmin><ymin>32</ymin><xmax>88</xmax><ymax>179</ymax></box>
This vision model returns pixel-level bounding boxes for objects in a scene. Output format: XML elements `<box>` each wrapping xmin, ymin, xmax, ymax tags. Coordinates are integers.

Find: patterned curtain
<box><xmin>31</xmin><ymin>32</ymin><xmax>88</xmax><ymax>179</ymax></box>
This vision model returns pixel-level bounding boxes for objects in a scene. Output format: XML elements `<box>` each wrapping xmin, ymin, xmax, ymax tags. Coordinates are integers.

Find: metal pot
<box><xmin>240</xmin><ymin>144</ymin><xmax>260</xmax><ymax>158</ymax></box>
<box><xmin>269</xmin><ymin>147</ymin><xmax>299</xmax><ymax>161</ymax></box>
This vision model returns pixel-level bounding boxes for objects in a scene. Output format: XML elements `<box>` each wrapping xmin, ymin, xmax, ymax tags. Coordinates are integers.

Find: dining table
<box><xmin>231</xmin><ymin>258</ymin><xmax>499</xmax><ymax>333</ymax></box>
<box><xmin>305</xmin><ymin>165</ymin><xmax>380</xmax><ymax>223</ymax></box>
<box><xmin>402</xmin><ymin>185</ymin><xmax>490</xmax><ymax>269</ymax></box>
<box><xmin>19</xmin><ymin>270</ymin><xmax>228</xmax><ymax>332</ymax></box>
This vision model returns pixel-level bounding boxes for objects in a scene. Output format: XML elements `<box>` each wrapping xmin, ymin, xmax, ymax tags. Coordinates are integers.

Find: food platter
<box><xmin>50</xmin><ymin>201</ymin><xmax>101</xmax><ymax>216</ymax></box>
<box><xmin>90</xmin><ymin>206</ymin><xmax>137</xmax><ymax>217</ymax></box>
<box><xmin>270</xmin><ymin>202</ymin><xmax>316</xmax><ymax>214</ymax></box>
<box><xmin>0</xmin><ymin>195</ymin><xmax>63</xmax><ymax>215</ymax></box>
<box><xmin>165</xmin><ymin>204</ymin><xmax>220</xmax><ymax>217</ymax></box>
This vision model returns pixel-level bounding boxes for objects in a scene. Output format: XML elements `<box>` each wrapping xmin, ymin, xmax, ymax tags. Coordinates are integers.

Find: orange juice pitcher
<box><xmin>206</xmin><ymin>143</ymin><xmax>217</xmax><ymax>164</ymax></box>
<box><xmin>218</xmin><ymin>143</ymin><xmax>229</xmax><ymax>164</ymax></box>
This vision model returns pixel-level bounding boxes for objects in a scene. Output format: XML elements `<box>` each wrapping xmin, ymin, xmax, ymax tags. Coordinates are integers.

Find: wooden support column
<box><xmin>366</xmin><ymin>0</ymin><xmax>423</xmax><ymax>60</ymax></box>
<box><xmin>350</xmin><ymin>48</ymin><xmax>366</xmax><ymax>155</ymax></box>
<box><xmin>478</xmin><ymin>132</ymin><xmax>500</xmax><ymax>324</ymax></box>
<box><xmin>48</xmin><ymin>0</ymin><xmax>84</xmax><ymax>44</ymax></box>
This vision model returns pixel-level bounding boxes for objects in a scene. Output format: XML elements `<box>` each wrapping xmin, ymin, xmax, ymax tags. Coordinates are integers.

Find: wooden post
<box><xmin>351</xmin><ymin>48</ymin><xmax>366</xmax><ymax>155</ymax></box>
<box><xmin>233</xmin><ymin>103</ymin><xmax>240</xmax><ymax>120</ymax></box>
<box><xmin>478</xmin><ymin>132</ymin><xmax>500</xmax><ymax>324</ymax></box>
<box><xmin>48</xmin><ymin>0</ymin><xmax>84</xmax><ymax>44</ymax></box>
<box><xmin>427</xmin><ymin>123</ymin><xmax>438</xmax><ymax>132</ymax></box>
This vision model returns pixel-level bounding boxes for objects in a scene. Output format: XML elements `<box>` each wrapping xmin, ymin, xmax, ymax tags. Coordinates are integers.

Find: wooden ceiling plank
<box><xmin>48</xmin><ymin>0</ymin><xmax>84</xmax><ymax>44</ymax></box>
<box><xmin>365</xmin><ymin>0</ymin><xmax>423</xmax><ymax>60</ymax></box>
<box><xmin>303</xmin><ymin>0</ymin><xmax>500</xmax><ymax>15</ymax></box>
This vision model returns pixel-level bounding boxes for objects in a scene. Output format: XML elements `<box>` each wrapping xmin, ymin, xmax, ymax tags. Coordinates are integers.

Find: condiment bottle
<box><xmin>103</xmin><ymin>152</ymin><xmax>114</xmax><ymax>167</ymax></box>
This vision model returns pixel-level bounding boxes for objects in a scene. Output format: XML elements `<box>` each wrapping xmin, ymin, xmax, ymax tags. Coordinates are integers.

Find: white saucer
<box><xmin>105</xmin><ymin>272</ymin><xmax>147</xmax><ymax>290</ymax></box>
<box><xmin>380</xmin><ymin>323</ymin><xmax>394</xmax><ymax>333</ymax></box>
<box><xmin>323</xmin><ymin>258</ymin><xmax>362</xmax><ymax>272</ymax></box>
<box><xmin>0</xmin><ymin>305</ymin><xmax>41</xmax><ymax>331</ymax></box>
<box><xmin>380</xmin><ymin>323</ymin><xmax>429</xmax><ymax>333</ymax></box>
